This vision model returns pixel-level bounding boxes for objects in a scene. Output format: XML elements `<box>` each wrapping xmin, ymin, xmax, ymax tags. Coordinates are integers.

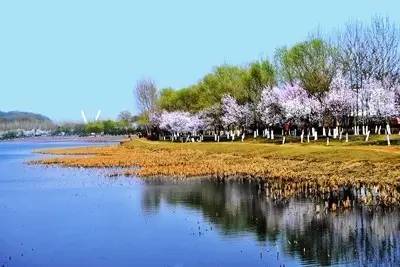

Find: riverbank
<box><xmin>33</xmin><ymin>138</ymin><xmax>400</xmax><ymax>205</ymax></box>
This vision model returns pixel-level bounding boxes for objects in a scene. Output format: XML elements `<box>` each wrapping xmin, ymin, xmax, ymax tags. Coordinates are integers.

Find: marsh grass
<box><xmin>32</xmin><ymin>138</ymin><xmax>400</xmax><ymax>205</ymax></box>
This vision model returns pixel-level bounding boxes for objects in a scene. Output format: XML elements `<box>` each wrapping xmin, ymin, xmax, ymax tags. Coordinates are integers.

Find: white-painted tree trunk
<box><xmin>253</xmin><ymin>131</ymin><xmax>256</xmax><ymax>138</ymax></box>
<box><xmin>375</xmin><ymin>125</ymin><xmax>378</xmax><ymax>134</ymax></box>
<box><xmin>307</xmin><ymin>133</ymin><xmax>310</xmax><ymax>143</ymax></box>
<box><xmin>386</xmin><ymin>123</ymin><xmax>391</xmax><ymax>135</ymax></box>
<box><xmin>386</xmin><ymin>132</ymin><xmax>391</xmax><ymax>146</ymax></box>
<box><xmin>282</xmin><ymin>136</ymin><xmax>286</xmax><ymax>144</ymax></box>
<box><xmin>365</xmin><ymin>131</ymin><xmax>370</xmax><ymax>142</ymax></box>
<box><xmin>300</xmin><ymin>130</ymin><xmax>304</xmax><ymax>143</ymax></box>
<box><xmin>241</xmin><ymin>133</ymin><xmax>245</xmax><ymax>142</ymax></box>
<box><xmin>326</xmin><ymin>137</ymin><xmax>329</xmax><ymax>145</ymax></box>
<box><xmin>271</xmin><ymin>130</ymin><xmax>274</xmax><ymax>140</ymax></box>
<box><xmin>345</xmin><ymin>132</ymin><xmax>349</xmax><ymax>142</ymax></box>
<box><xmin>386</xmin><ymin>124</ymin><xmax>391</xmax><ymax>146</ymax></box>
<box><xmin>322</xmin><ymin>127</ymin><xmax>326</xmax><ymax>136</ymax></box>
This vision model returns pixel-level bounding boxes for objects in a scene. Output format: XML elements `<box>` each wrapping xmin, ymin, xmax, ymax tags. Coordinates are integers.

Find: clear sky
<box><xmin>1</xmin><ymin>0</ymin><xmax>400</xmax><ymax>121</ymax></box>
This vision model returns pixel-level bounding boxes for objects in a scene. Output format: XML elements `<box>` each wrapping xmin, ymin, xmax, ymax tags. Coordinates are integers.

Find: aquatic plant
<box><xmin>32</xmin><ymin>139</ymin><xmax>400</xmax><ymax>206</ymax></box>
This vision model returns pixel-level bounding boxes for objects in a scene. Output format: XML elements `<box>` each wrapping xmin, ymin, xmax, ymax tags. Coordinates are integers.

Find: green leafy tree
<box><xmin>199</xmin><ymin>65</ymin><xmax>249</xmax><ymax>105</ymax></box>
<box><xmin>85</xmin><ymin>122</ymin><xmax>104</xmax><ymax>134</ymax></box>
<box><xmin>244</xmin><ymin>59</ymin><xmax>276</xmax><ymax>102</ymax></box>
<box><xmin>275</xmin><ymin>39</ymin><xmax>338</xmax><ymax>99</ymax></box>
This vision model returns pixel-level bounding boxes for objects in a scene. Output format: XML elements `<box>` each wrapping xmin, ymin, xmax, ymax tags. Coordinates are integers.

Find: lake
<box><xmin>0</xmin><ymin>140</ymin><xmax>399</xmax><ymax>266</ymax></box>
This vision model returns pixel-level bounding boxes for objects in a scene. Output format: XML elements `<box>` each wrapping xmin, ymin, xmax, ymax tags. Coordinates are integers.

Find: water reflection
<box><xmin>142</xmin><ymin>180</ymin><xmax>400</xmax><ymax>266</ymax></box>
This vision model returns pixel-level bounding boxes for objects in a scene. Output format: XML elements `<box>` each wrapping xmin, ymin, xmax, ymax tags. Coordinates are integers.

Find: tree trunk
<box><xmin>386</xmin><ymin>124</ymin><xmax>391</xmax><ymax>146</ymax></box>
<box><xmin>365</xmin><ymin>131</ymin><xmax>370</xmax><ymax>142</ymax></box>
<box><xmin>300</xmin><ymin>130</ymin><xmax>304</xmax><ymax>143</ymax></box>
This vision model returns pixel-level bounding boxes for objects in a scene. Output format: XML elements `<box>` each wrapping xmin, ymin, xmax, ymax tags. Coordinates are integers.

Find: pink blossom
<box><xmin>278</xmin><ymin>83</ymin><xmax>319</xmax><ymax>122</ymax></box>
<box><xmin>158</xmin><ymin>111</ymin><xmax>205</xmax><ymax>133</ymax></box>
<box><xmin>257</xmin><ymin>87</ymin><xmax>284</xmax><ymax>125</ymax></box>
<box><xmin>365</xmin><ymin>78</ymin><xmax>396</xmax><ymax>118</ymax></box>
<box><xmin>221</xmin><ymin>95</ymin><xmax>252</xmax><ymax>128</ymax></box>
<box><xmin>324</xmin><ymin>73</ymin><xmax>356</xmax><ymax>118</ymax></box>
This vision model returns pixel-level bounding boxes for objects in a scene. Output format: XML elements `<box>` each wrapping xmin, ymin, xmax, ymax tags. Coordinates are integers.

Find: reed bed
<box><xmin>32</xmin><ymin>139</ymin><xmax>400</xmax><ymax>206</ymax></box>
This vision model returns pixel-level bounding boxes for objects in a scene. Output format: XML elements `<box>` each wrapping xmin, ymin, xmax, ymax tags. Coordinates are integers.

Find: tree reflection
<box><xmin>141</xmin><ymin>180</ymin><xmax>400</xmax><ymax>266</ymax></box>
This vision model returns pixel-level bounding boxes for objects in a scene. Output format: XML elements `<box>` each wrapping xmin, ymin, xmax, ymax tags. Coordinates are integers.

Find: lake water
<box><xmin>0</xmin><ymin>140</ymin><xmax>399</xmax><ymax>266</ymax></box>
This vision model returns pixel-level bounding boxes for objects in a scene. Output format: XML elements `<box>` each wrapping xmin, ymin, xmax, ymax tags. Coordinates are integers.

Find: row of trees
<box><xmin>134</xmin><ymin>16</ymin><xmax>400</xmax><ymax>144</ymax></box>
<box><xmin>53</xmin><ymin>112</ymin><xmax>137</xmax><ymax>136</ymax></box>
<box><xmin>0</xmin><ymin>119</ymin><xmax>55</xmax><ymax>131</ymax></box>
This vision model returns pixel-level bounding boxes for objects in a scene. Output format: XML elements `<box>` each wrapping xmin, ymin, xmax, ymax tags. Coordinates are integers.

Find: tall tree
<box><xmin>245</xmin><ymin>59</ymin><xmax>276</xmax><ymax>103</ymax></box>
<box><xmin>118</xmin><ymin>110</ymin><xmax>133</xmax><ymax>123</ymax></box>
<box><xmin>198</xmin><ymin>65</ymin><xmax>249</xmax><ymax>105</ymax></box>
<box><xmin>275</xmin><ymin>39</ymin><xmax>338</xmax><ymax>100</ymax></box>
<box><xmin>367</xmin><ymin>16</ymin><xmax>400</xmax><ymax>87</ymax></box>
<box><xmin>336</xmin><ymin>20</ymin><xmax>369</xmax><ymax>120</ymax></box>
<box><xmin>135</xmin><ymin>78</ymin><xmax>159</xmax><ymax>134</ymax></box>
<box><xmin>336</xmin><ymin>16</ymin><xmax>400</xmax><ymax>126</ymax></box>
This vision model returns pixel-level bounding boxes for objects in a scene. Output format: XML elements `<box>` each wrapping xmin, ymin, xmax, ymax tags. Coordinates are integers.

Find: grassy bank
<box><xmin>33</xmin><ymin>138</ymin><xmax>400</xmax><ymax>205</ymax></box>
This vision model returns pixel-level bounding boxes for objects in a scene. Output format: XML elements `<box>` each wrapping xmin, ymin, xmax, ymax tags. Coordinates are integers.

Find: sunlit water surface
<box><xmin>0</xmin><ymin>140</ymin><xmax>399</xmax><ymax>267</ymax></box>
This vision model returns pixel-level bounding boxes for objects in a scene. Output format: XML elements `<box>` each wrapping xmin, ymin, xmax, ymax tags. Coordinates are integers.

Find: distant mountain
<box><xmin>0</xmin><ymin>111</ymin><xmax>52</xmax><ymax>122</ymax></box>
<box><xmin>0</xmin><ymin>111</ymin><xmax>54</xmax><ymax>131</ymax></box>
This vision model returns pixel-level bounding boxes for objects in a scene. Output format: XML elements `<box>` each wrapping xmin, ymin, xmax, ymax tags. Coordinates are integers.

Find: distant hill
<box><xmin>0</xmin><ymin>111</ymin><xmax>54</xmax><ymax>130</ymax></box>
<box><xmin>0</xmin><ymin>111</ymin><xmax>52</xmax><ymax>122</ymax></box>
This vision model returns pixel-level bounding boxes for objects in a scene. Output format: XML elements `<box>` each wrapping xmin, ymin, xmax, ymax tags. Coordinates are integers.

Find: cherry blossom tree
<box><xmin>278</xmin><ymin>83</ymin><xmax>320</xmax><ymax>123</ymax></box>
<box><xmin>257</xmin><ymin>87</ymin><xmax>284</xmax><ymax>140</ymax></box>
<box><xmin>277</xmin><ymin>83</ymin><xmax>321</xmax><ymax>142</ymax></box>
<box><xmin>324</xmin><ymin>73</ymin><xmax>356</xmax><ymax>139</ymax></box>
<box><xmin>257</xmin><ymin>87</ymin><xmax>284</xmax><ymax>127</ymax></box>
<box><xmin>158</xmin><ymin>111</ymin><xmax>205</xmax><ymax>140</ymax></box>
<box><xmin>221</xmin><ymin>95</ymin><xmax>252</xmax><ymax>136</ymax></box>
<box><xmin>325</xmin><ymin>74</ymin><xmax>355</xmax><ymax>118</ymax></box>
<box><xmin>368</xmin><ymin>83</ymin><xmax>396</xmax><ymax>120</ymax></box>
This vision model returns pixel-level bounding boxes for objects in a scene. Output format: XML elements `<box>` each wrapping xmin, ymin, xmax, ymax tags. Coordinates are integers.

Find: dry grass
<box><xmin>32</xmin><ymin>139</ymin><xmax>400</xmax><ymax>205</ymax></box>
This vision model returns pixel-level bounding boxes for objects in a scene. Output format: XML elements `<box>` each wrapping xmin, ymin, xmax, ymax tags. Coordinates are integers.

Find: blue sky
<box><xmin>1</xmin><ymin>0</ymin><xmax>400</xmax><ymax>121</ymax></box>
